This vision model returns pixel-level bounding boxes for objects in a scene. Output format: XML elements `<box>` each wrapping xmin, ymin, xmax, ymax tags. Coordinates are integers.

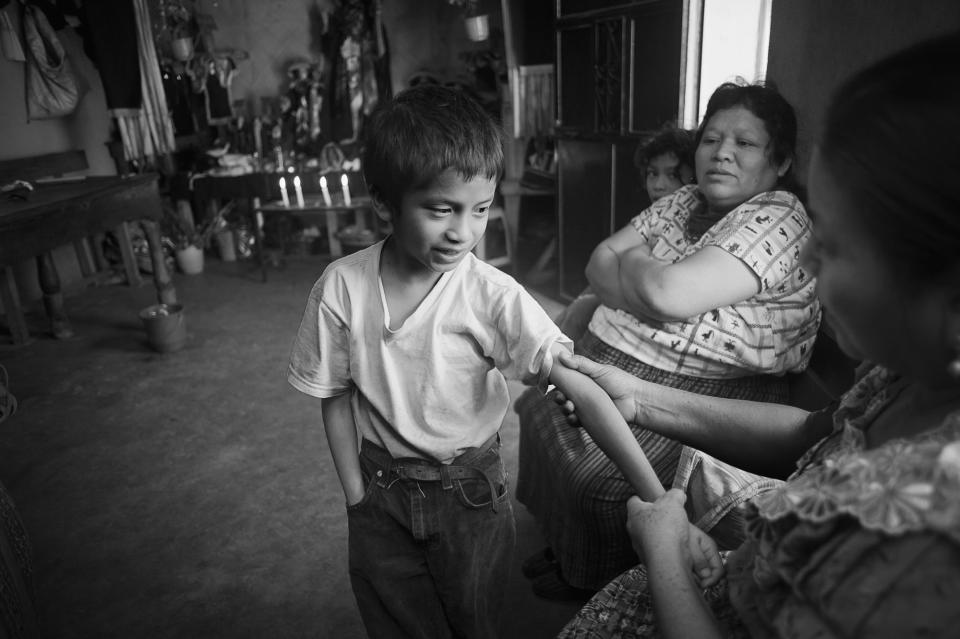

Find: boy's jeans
<box><xmin>347</xmin><ymin>436</ymin><xmax>516</xmax><ymax>639</ymax></box>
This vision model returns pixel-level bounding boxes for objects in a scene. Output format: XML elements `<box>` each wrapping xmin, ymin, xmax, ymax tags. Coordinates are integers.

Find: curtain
<box><xmin>115</xmin><ymin>0</ymin><xmax>176</xmax><ymax>165</ymax></box>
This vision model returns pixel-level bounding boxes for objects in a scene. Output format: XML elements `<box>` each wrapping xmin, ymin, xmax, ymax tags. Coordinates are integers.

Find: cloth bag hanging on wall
<box><xmin>23</xmin><ymin>3</ymin><xmax>83</xmax><ymax>120</ymax></box>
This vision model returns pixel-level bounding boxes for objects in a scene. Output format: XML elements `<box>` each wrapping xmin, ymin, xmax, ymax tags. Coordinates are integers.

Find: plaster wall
<box><xmin>767</xmin><ymin>0</ymin><xmax>960</xmax><ymax>182</ymax></box>
<box><xmin>197</xmin><ymin>0</ymin><xmax>493</xmax><ymax>115</ymax></box>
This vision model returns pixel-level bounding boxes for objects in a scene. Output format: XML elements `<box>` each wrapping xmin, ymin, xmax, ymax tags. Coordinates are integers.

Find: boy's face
<box><xmin>384</xmin><ymin>168</ymin><xmax>497</xmax><ymax>276</ymax></box>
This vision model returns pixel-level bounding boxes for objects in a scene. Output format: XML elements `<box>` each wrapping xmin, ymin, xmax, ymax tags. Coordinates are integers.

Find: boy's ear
<box><xmin>368</xmin><ymin>187</ymin><xmax>393</xmax><ymax>223</ymax></box>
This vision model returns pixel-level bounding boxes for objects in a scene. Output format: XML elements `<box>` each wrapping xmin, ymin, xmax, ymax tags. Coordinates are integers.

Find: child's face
<box><xmin>385</xmin><ymin>168</ymin><xmax>497</xmax><ymax>276</ymax></box>
<box><xmin>645</xmin><ymin>152</ymin><xmax>694</xmax><ymax>202</ymax></box>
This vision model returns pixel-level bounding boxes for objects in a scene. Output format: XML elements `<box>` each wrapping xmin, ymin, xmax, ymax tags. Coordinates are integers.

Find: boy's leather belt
<box><xmin>361</xmin><ymin>435</ymin><xmax>503</xmax><ymax>511</ymax></box>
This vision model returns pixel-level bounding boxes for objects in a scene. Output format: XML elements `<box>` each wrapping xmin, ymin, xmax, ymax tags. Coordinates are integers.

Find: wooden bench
<box><xmin>0</xmin><ymin>151</ymin><xmax>176</xmax><ymax>344</ymax></box>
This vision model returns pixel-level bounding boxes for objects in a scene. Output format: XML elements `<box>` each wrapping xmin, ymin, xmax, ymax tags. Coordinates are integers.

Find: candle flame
<box><xmin>341</xmin><ymin>173</ymin><xmax>348</xmax><ymax>186</ymax></box>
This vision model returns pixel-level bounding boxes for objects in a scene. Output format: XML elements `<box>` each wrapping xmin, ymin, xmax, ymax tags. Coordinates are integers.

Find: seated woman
<box><xmin>516</xmin><ymin>82</ymin><xmax>822</xmax><ymax>599</ymax></box>
<box><xmin>557</xmin><ymin>125</ymin><xmax>697</xmax><ymax>343</ymax></box>
<box><xmin>557</xmin><ymin>32</ymin><xmax>960</xmax><ymax>638</ymax></box>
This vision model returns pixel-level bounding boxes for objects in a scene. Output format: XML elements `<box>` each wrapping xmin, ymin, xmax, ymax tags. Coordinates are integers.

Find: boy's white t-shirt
<box><xmin>288</xmin><ymin>241</ymin><xmax>570</xmax><ymax>463</ymax></box>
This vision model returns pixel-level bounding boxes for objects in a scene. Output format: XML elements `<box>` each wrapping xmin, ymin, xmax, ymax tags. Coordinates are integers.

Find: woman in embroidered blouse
<box><xmin>555</xmin><ymin>32</ymin><xmax>960</xmax><ymax>638</ymax></box>
<box><xmin>516</xmin><ymin>82</ymin><xmax>822</xmax><ymax>599</ymax></box>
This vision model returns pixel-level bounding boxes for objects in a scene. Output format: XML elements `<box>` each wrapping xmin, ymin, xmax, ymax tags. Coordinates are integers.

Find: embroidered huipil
<box><xmin>588</xmin><ymin>185</ymin><xmax>821</xmax><ymax>378</ymax></box>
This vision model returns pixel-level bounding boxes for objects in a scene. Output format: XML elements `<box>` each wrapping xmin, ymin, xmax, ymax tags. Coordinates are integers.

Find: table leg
<box><xmin>0</xmin><ymin>267</ymin><xmax>30</xmax><ymax>345</ymax></box>
<box><xmin>73</xmin><ymin>238</ymin><xmax>95</xmax><ymax>277</ymax></box>
<box><xmin>115</xmin><ymin>221</ymin><xmax>144</xmax><ymax>287</ymax></box>
<box><xmin>141</xmin><ymin>220</ymin><xmax>177</xmax><ymax>305</ymax></box>
<box><xmin>326</xmin><ymin>210</ymin><xmax>342</xmax><ymax>257</ymax></box>
<box><xmin>36</xmin><ymin>251</ymin><xmax>73</xmax><ymax>339</ymax></box>
<box><xmin>502</xmin><ymin>193</ymin><xmax>520</xmax><ymax>269</ymax></box>
<box><xmin>177</xmin><ymin>198</ymin><xmax>196</xmax><ymax>230</ymax></box>
<box><xmin>91</xmin><ymin>232</ymin><xmax>107</xmax><ymax>271</ymax></box>
<box><xmin>252</xmin><ymin>197</ymin><xmax>267</xmax><ymax>283</ymax></box>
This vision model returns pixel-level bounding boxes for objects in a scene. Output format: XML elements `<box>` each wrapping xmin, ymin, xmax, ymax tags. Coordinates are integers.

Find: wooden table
<box><xmin>181</xmin><ymin>171</ymin><xmax>372</xmax><ymax>282</ymax></box>
<box><xmin>0</xmin><ymin>174</ymin><xmax>176</xmax><ymax>345</ymax></box>
<box><xmin>253</xmin><ymin>196</ymin><xmax>374</xmax><ymax>281</ymax></box>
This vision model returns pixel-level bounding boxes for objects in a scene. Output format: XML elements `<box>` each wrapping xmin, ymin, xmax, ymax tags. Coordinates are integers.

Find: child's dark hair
<box><xmin>361</xmin><ymin>85</ymin><xmax>504</xmax><ymax>211</ymax></box>
<box><xmin>634</xmin><ymin>125</ymin><xmax>696</xmax><ymax>173</ymax></box>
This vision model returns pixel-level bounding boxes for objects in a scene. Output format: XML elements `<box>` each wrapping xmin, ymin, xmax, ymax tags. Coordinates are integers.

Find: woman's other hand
<box><xmin>554</xmin><ymin>350</ymin><xmax>640</xmax><ymax>425</ymax></box>
<box><xmin>627</xmin><ymin>491</ymin><xmax>725</xmax><ymax>589</ymax></box>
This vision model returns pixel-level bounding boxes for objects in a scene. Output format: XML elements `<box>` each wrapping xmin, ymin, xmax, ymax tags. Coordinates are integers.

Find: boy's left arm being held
<box><xmin>544</xmin><ymin>344</ymin><xmax>725</xmax><ymax>589</ymax></box>
<box><xmin>545</xmin><ymin>343</ymin><xmax>665</xmax><ymax>502</ymax></box>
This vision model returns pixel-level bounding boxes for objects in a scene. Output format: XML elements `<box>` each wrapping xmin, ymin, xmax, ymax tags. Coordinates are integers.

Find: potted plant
<box><xmin>449</xmin><ymin>0</ymin><xmax>489</xmax><ymax>42</ymax></box>
<box><xmin>164</xmin><ymin>2</ymin><xmax>195</xmax><ymax>61</ymax></box>
<box><xmin>161</xmin><ymin>204</ymin><xmax>227</xmax><ymax>275</ymax></box>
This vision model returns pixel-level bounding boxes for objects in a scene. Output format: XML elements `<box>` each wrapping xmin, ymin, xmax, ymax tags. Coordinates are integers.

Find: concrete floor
<box><xmin>0</xmin><ymin>253</ymin><xmax>585</xmax><ymax>638</ymax></box>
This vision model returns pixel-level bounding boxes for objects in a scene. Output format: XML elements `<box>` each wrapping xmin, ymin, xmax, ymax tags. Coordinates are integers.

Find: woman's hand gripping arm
<box><xmin>554</xmin><ymin>350</ymin><xmax>823</xmax><ymax>479</ymax></box>
<box><xmin>546</xmin><ymin>343</ymin><xmax>664</xmax><ymax>502</ymax></box>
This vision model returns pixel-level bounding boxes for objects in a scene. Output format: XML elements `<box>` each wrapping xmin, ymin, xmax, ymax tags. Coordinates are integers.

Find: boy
<box><xmin>288</xmin><ymin>85</ymin><xmax>664</xmax><ymax>638</ymax></box>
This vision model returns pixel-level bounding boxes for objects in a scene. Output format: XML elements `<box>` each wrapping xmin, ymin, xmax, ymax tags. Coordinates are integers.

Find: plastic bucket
<box><xmin>139</xmin><ymin>303</ymin><xmax>186</xmax><ymax>353</ymax></box>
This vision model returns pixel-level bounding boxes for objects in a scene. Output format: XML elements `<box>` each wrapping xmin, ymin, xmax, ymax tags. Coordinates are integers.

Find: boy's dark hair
<box><xmin>361</xmin><ymin>85</ymin><xmax>504</xmax><ymax>211</ymax></box>
<box><xmin>634</xmin><ymin>125</ymin><xmax>696</xmax><ymax>173</ymax></box>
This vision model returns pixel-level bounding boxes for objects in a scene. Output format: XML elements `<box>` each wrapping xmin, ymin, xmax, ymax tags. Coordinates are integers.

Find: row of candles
<box><xmin>278</xmin><ymin>173</ymin><xmax>352</xmax><ymax>208</ymax></box>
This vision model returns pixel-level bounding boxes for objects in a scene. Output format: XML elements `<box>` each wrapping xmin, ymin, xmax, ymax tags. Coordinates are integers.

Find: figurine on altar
<box><xmin>283</xmin><ymin>59</ymin><xmax>327</xmax><ymax>153</ymax></box>
<box><xmin>325</xmin><ymin>0</ymin><xmax>390</xmax><ymax>145</ymax></box>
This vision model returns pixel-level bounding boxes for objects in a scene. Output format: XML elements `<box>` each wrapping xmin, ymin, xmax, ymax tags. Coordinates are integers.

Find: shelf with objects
<box><xmin>500</xmin><ymin>0</ymin><xmax>558</xmax><ymax>292</ymax></box>
<box><xmin>154</xmin><ymin>0</ymin><xmax>391</xmax><ymax>281</ymax></box>
<box><xmin>253</xmin><ymin>170</ymin><xmax>381</xmax><ymax>281</ymax></box>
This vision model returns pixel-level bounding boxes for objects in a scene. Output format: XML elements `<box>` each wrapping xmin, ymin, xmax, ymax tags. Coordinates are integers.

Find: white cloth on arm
<box><xmin>288</xmin><ymin>241</ymin><xmax>570</xmax><ymax>463</ymax></box>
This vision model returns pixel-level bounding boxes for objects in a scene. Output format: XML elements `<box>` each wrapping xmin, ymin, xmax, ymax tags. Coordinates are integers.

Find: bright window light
<box><xmin>681</xmin><ymin>0</ymin><xmax>772</xmax><ymax>128</ymax></box>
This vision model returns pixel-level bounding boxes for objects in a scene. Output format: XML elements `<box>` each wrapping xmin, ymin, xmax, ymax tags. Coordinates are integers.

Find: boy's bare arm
<box><xmin>321</xmin><ymin>392</ymin><xmax>365</xmax><ymax>506</ymax></box>
<box><xmin>547</xmin><ymin>344</ymin><xmax>665</xmax><ymax>501</ymax></box>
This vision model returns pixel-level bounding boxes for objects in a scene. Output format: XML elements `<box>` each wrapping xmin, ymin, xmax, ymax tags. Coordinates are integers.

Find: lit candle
<box><xmin>293</xmin><ymin>175</ymin><xmax>305</xmax><ymax>208</ymax></box>
<box><xmin>278</xmin><ymin>176</ymin><xmax>290</xmax><ymax>207</ymax></box>
<box><xmin>319</xmin><ymin>175</ymin><xmax>333</xmax><ymax>207</ymax></box>
<box><xmin>341</xmin><ymin>173</ymin><xmax>352</xmax><ymax>206</ymax></box>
